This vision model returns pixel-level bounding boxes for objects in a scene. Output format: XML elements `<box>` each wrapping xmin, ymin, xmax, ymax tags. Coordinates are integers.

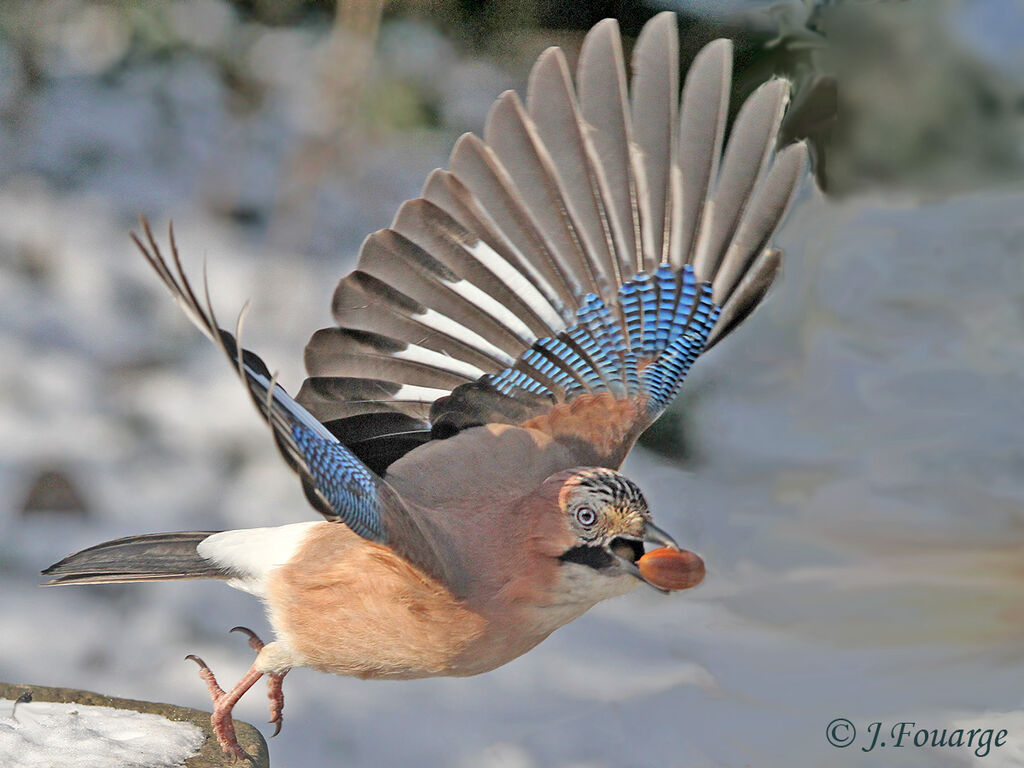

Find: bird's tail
<box><xmin>42</xmin><ymin>531</ymin><xmax>227</xmax><ymax>585</ymax></box>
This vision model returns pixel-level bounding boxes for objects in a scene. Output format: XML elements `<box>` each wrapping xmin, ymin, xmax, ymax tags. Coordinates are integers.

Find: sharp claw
<box><xmin>225</xmin><ymin>744</ymin><xmax>253</xmax><ymax>763</ymax></box>
<box><xmin>271</xmin><ymin>719</ymin><xmax>282</xmax><ymax>737</ymax></box>
<box><xmin>230</xmin><ymin>626</ymin><xmax>265</xmax><ymax>653</ymax></box>
<box><xmin>185</xmin><ymin>654</ymin><xmax>210</xmax><ymax>670</ymax></box>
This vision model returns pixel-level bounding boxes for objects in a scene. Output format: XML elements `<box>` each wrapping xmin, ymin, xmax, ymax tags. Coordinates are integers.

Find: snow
<box><xmin>0</xmin><ymin>698</ymin><xmax>203</xmax><ymax>768</ymax></box>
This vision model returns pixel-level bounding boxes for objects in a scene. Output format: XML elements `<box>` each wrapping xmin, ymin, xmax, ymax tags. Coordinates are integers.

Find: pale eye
<box><xmin>575</xmin><ymin>507</ymin><xmax>597</xmax><ymax>527</ymax></box>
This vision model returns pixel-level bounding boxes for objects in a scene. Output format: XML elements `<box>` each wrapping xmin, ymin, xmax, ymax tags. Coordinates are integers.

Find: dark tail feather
<box><xmin>42</xmin><ymin>532</ymin><xmax>226</xmax><ymax>586</ymax></box>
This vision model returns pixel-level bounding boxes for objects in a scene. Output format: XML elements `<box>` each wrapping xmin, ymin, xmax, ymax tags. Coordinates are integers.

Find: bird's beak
<box><xmin>607</xmin><ymin>550</ymin><xmax>668</xmax><ymax>593</ymax></box>
<box><xmin>605</xmin><ymin>522</ymin><xmax>682</xmax><ymax>594</ymax></box>
<box><xmin>643</xmin><ymin>521</ymin><xmax>679</xmax><ymax>551</ymax></box>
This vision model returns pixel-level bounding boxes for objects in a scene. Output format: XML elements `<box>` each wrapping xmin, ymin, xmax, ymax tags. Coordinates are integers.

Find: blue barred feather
<box><xmin>619</xmin><ymin>279</ymin><xmax>644</xmax><ymax>353</ymax></box>
<box><xmin>576</xmin><ymin>295</ymin><xmax>628</xmax><ymax>395</ymax></box>
<box><xmin>520</xmin><ymin>347</ymin><xmax>577</xmax><ymax>391</ymax></box>
<box><xmin>637</xmin><ymin>273</ymin><xmax>659</xmax><ymax>357</ymax></box>
<box><xmin>537</xmin><ymin>336</ymin><xmax>604</xmax><ymax>395</ymax></box>
<box><xmin>654</xmin><ymin>265</ymin><xmax>678</xmax><ymax>355</ymax></box>
<box><xmin>566</xmin><ymin>325</ymin><xmax>612</xmax><ymax>392</ymax></box>
<box><xmin>622</xmin><ymin>350</ymin><xmax>640</xmax><ymax>397</ymax></box>
<box><xmin>490</xmin><ymin>367</ymin><xmax>552</xmax><ymax>397</ymax></box>
<box><xmin>485</xmin><ymin>269</ymin><xmax>720</xmax><ymax>414</ymax></box>
<box><xmin>499</xmin><ymin>365</ymin><xmax>544</xmax><ymax>395</ymax></box>
<box><xmin>291</xmin><ymin>424</ymin><xmax>384</xmax><ymax>541</ymax></box>
<box><xmin>641</xmin><ymin>287</ymin><xmax>721</xmax><ymax>413</ymax></box>
<box><xmin>667</xmin><ymin>268</ymin><xmax>698</xmax><ymax>348</ymax></box>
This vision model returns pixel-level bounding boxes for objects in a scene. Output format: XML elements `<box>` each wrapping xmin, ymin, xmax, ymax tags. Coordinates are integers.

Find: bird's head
<box><xmin>540</xmin><ymin>467</ymin><xmax>681</xmax><ymax>595</ymax></box>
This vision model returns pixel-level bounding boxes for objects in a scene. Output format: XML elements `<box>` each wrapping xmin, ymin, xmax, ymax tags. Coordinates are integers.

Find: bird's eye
<box><xmin>575</xmin><ymin>507</ymin><xmax>597</xmax><ymax>527</ymax></box>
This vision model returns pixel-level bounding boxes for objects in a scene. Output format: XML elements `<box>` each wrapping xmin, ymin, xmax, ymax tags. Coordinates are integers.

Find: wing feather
<box><xmin>299</xmin><ymin>15</ymin><xmax>807</xmax><ymax>472</ymax></box>
<box><xmin>713</xmin><ymin>142</ymin><xmax>807</xmax><ymax>305</ymax></box>
<box><xmin>692</xmin><ymin>78</ymin><xmax>790</xmax><ymax>282</ymax></box>
<box><xmin>329</xmin><ymin>270</ymin><xmax>515</xmax><ymax>370</ymax></box>
<box><xmin>391</xmin><ymin>199</ymin><xmax>561</xmax><ymax>336</ymax></box>
<box><xmin>576</xmin><ymin>18</ymin><xmax>641</xmax><ymax>285</ymax></box>
<box><xmin>670</xmin><ymin>38</ymin><xmax>731</xmax><ymax>270</ymax></box>
<box><xmin>422</xmin><ymin>169</ymin><xmax>572</xmax><ymax>325</ymax></box>
<box><xmin>304</xmin><ymin>327</ymin><xmax>483</xmax><ymax>388</ymax></box>
<box><xmin>630</xmin><ymin>11</ymin><xmax>679</xmax><ymax>271</ymax></box>
<box><xmin>484</xmin><ymin>91</ymin><xmax>601</xmax><ymax>299</ymax></box>
<box><xmin>449</xmin><ymin>133</ymin><xmax>579</xmax><ymax>313</ymax></box>
<box><xmin>528</xmin><ymin>47</ymin><xmax>619</xmax><ymax>300</ymax></box>
<box><xmin>358</xmin><ymin>228</ymin><xmax>536</xmax><ymax>352</ymax></box>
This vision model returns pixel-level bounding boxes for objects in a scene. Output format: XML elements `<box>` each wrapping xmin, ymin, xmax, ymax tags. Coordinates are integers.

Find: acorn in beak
<box><xmin>607</xmin><ymin>523</ymin><xmax>705</xmax><ymax>593</ymax></box>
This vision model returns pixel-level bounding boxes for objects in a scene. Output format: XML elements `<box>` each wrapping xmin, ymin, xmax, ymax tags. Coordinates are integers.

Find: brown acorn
<box><xmin>637</xmin><ymin>547</ymin><xmax>706</xmax><ymax>591</ymax></box>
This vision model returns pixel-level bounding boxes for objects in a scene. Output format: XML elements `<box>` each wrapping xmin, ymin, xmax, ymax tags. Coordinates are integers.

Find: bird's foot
<box><xmin>186</xmin><ymin>653</ymin><xmax>262</xmax><ymax>762</ymax></box>
<box><xmin>266</xmin><ymin>671</ymin><xmax>286</xmax><ymax>735</ymax></box>
<box><xmin>231</xmin><ymin>626</ymin><xmax>288</xmax><ymax>736</ymax></box>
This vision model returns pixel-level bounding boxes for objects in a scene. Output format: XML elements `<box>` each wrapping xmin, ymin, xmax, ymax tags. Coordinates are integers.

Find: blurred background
<box><xmin>1</xmin><ymin>0</ymin><xmax>1023</xmax><ymax>766</ymax></box>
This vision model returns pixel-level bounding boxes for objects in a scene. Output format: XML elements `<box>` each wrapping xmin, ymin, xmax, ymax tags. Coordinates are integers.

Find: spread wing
<box><xmin>298</xmin><ymin>12</ymin><xmax>807</xmax><ymax>471</ymax></box>
<box><xmin>133</xmin><ymin>222</ymin><xmax>453</xmax><ymax>584</ymax></box>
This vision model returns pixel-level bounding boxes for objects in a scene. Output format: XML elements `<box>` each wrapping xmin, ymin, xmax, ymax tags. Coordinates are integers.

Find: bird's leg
<box><xmin>231</xmin><ymin>626</ymin><xmax>288</xmax><ymax>736</ymax></box>
<box><xmin>186</xmin><ymin>653</ymin><xmax>263</xmax><ymax>762</ymax></box>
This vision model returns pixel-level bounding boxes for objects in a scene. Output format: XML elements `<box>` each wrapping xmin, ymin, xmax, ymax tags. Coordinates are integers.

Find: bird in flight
<box><xmin>44</xmin><ymin>12</ymin><xmax>806</xmax><ymax>761</ymax></box>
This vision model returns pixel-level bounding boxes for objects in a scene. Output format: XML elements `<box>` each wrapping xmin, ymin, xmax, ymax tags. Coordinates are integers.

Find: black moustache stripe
<box><xmin>558</xmin><ymin>544</ymin><xmax>614</xmax><ymax>570</ymax></box>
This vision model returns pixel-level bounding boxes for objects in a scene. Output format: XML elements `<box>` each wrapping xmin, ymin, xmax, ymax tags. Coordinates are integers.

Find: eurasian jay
<box><xmin>43</xmin><ymin>12</ymin><xmax>807</xmax><ymax>761</ymax></box>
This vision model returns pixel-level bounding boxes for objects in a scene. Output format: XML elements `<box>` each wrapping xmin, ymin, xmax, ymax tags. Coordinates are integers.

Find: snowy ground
<box><xmin>2</xmin><ymin>3</ymin><xmax>1024</xmax><ymax>768</ymax></box>
<box><xmin>0</xmin><ymin>698</ymin><xmax>204</xmax><ymax>768</ymax></box>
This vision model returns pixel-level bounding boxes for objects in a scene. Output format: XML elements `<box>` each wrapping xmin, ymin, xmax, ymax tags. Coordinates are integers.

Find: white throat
<box><xmin>531</xmin><ymin>563</ymin><xmax>638</xmax><ymax>634</ymax></box>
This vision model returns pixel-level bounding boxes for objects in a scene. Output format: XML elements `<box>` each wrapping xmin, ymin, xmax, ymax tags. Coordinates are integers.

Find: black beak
<box><xmin>643</xmin><ymin>521</ymin><xmax>679</xmax><ymax>551</ymax></box>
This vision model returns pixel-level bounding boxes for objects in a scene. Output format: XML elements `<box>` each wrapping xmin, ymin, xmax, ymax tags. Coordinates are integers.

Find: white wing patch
<box><xmin>465</xmin><ymin>240</ymin><xmax>564</xmax><ymax>329</ymax></box>
<box><xmin>391</xmin><ymin>384</ymin><xmax>452</xmax><ymax>403</ymax></box>
<box><xmin>418</xmin><ymin>307</ymin><xmax>517</xmax><ymax>366</ymax></box>
<box><xmin>392</xmin><ymin>343</ymin><xmax>487</xmax><ymax>380</ymax></box>
<box><xmin>447</xmin><ymin>278</ymin><xmax>537</xmax><ymax>344</ymax></box>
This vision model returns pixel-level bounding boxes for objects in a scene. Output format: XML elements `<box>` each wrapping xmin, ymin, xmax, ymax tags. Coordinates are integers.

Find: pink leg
<box><xmin>186</xmin><ymin>654</ymin><xmax>263</xmax><ymax>761</ymax></box>
<box><xmin>266</xmin><ymin>672</ymin><xmax>286</xmax><ymax>735</ymax></box>
<box><xmin>230</xmin><ymin>627</ymin><xmax>288</xmax><ymax>736</ymax></box>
